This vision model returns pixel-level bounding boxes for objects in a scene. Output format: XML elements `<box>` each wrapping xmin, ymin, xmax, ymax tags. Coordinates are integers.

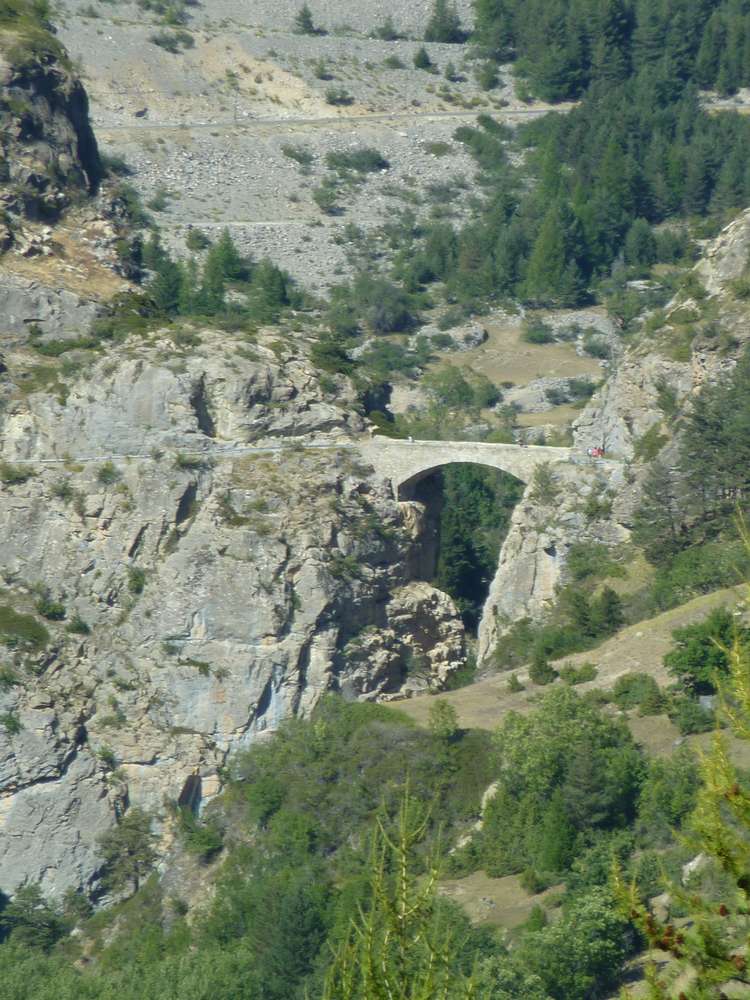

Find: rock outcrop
<box><xmin>0</xmin><ymin>329</ymin><xmax>464</xmax><ymax>898</ymax></box>
<box><xmin>0</xmin><ymin>28</ymin><xmax>101</xmax><ymax>226</ymax></box>
<box><xmin>477</xmin><ymin>461</ymin><xmax>629</xmax><ymax>662</ymax></box>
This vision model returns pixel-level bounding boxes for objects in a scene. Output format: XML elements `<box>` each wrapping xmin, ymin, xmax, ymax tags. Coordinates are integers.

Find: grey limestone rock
<box><xmin>0</xmin><ymin>329</ymin><xmax>464</xmax><ymax>897</ymax></box>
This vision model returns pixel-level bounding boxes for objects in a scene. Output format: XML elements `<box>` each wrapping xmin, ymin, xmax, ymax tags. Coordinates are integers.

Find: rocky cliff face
<box><xmin>0</xmin><ymin>329</ymin><xmax>464</xmax><ymax>898</ymax></box>
<box><xmin>477</xmin><ymin>212</ymin><xmax>750</xmax><ymax>665</ymax></box>
<box><xmin>477</xmin><ymin>461</ymin><xmax>629</xmax><ymax>661</ymax></box>
<box><xmin>0</xmin><ymin>34</ymin><xmax>101</xmax><ymax>232</ymax></box>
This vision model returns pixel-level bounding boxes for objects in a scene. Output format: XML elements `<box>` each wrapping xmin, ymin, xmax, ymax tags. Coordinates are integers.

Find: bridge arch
<box><xmin>398</xmin><ymin>459</ymin><xmax>523</xmax><ymax>500</ymax></box>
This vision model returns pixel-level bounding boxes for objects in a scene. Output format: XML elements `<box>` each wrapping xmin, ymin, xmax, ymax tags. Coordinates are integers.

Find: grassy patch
<box><xmin>0</xmin><ymin>605</ymin><xmax>49</xmax><ymax>650</ymax></box>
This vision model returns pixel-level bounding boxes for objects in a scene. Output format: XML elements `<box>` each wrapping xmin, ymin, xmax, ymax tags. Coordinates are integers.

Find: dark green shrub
<box><xmin>178</xmin><ymin>808</ymin><xmax>223</xmax><ymax>861</ymax></box>
<box><xmin>97</xmin><ymin>461</ymin><xmax>121</xmax><ymax>485</ymax></box>
<box><xmin>529</xmin><ymin>650</ymin><xmax>557</xmax><ymax>685</ymax></box>
<box><xmin>281</xmin><ymin>144</ymin><xmax>315</xmax><ymax>168</ymax></box>
<box><xmin>567</xmin><ymin>542</ymin><xmax>624</xmax><ymax>582</ymax></box>
<box><xmin>185</xmin><ymin>228</ymin><xmax>211</xmax><ymax>251</ymax></box>
<box><xmin>413</xmin><ymin>46</ymin><xmax>433</xmax><ymax>71</ymax></box>
<box><xmin>669</xmin><ymin>695</ymin><xmax>714</xmax><ymax>735</ymax></box>
<box><xmin>663</xmin><ymin>607</ymin><xmax>740</xmax><ymax>694</ymax></box>
<box><xmin>325</xmin><ymin>148</ymin><xmax>389</xmax><ymax>174</ymax></box>
<box><xmin>613</xmin><ymin>672</ymin><xmax>662</xmax><ymax>711</ymax></box>
<box><xmin>66</xmin><ymin>615</ymin><xmax>91</xmax><ymax>635</ymax></box>
<box><xmin>371</xmin><ymin>16</ymin><xmax>401</xmax><ymax>40</ymax></box>
<box><xmin>522</xmin><ymin>321</ymin><xmax>555</xmax><ymax>344</ymax></box>
<box><xmin>0</xmin><ymin>461</ymin><xmax>35</xmax><ymax>485</ymax></box>
<box><xmin>313</xmin><ymin>183</ymin><xmax>340</xmax><ymax>214</ymax></box>
<box><xmin>325</xmin><ymin>86</ymin><xmax>353</xmax><ymax>106</ymax></box>
<box><xmin>128</xmin><ymin>567</ymin><xmax>146</xmax><ymax>595</ymax></box>
<box><xmin>0</xmin><ymin>711</ymin><xmax>22</xmax><ymax>735</ymax></box>
<box><xmin>35</xmin><ymin>593</ymin><xmax>65</xmax><ymax>621</ymax></box>
<box><xmin>559</xmin><ymin>662</ymin><xmax>598</xmax><ymax>685</ymax></box>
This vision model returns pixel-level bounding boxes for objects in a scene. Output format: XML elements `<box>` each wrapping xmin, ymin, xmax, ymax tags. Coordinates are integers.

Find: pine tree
<box><xmin>98</xmin><ymin>807</ymin><xmax>156</xmax><ymax>895</ymax></box>
<box><xmin>631</xmin><ymin>461</ymin><xmax>686</xmax><ymax>565</ymax></box>
<box><xmin>197</xmin><ymin>251</ymin><xmax>226</xmax><ymax>314</ymax></box>
<box><xmin>149</xmin><ymin>257</ymin><xmax>183</xmax><ymax>315</ymax></box>
<box><xmin>178</xmin><ymin>257</ymin><xmax>199</xmax><ymax>315</ymax></box>
<box><xmin>293</xmin><ymin>3</ymin><xmax>316</xmax><ymax>35</ymax></box>
<box><xmin>523</xmin><ymin>201</ymin><xmax>586</xmax><ymax>307</ymax></box>
<box><xmin>473</xmin><ymin>0</ymin><xmax>515</xmax><ymax>58</ymax></box>
<box><xmin>413</xmin><ymin>45</ymin><xmax>433</xmax><ymax>71</ymax></box>
<box><xmin>591</xmin><ymin>0</ymin><xmax>632</xmax><ymax>84</ymax></box>
<box><xmin>322</xmin><ymin>791</ymin><xmax>477</xmax><ymax>1000</ymax></box>
<box><xmin>424</xmin><ymin>0</ymin><xmax>464</xmax><ymax>43</ymax></box>
<box><xmin>591</xmin><ymin>586</ymin><xmax>625</xmax><ymax>635</ymax></box>
<box><xmin>624</xmin><ymin>217</ymin><xmax>657</xmax><ymax>269</ymax></box>
<box><xmin>211</xmin><ymin>227</ymin><xmax>248</xmax><ymax>281</ymax></box>
<box><xmin>533</xmin><ymin>790</ymin><xmax>575</xmax><ymax>872</ymax></box>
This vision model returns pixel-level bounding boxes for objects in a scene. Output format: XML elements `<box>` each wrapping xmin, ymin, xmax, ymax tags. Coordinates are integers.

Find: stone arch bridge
<box><xmin>357</xmin><ymin>437</ymin><xmax>615</xmax><ymax>497</ymax></box>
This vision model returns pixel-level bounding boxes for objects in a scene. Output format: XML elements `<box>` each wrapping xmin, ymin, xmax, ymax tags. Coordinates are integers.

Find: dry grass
<box><xmin>2</xmin><ymin>216</ymin><xmax>127</xmax><ymax>301</ymax></box>
<box><xmin>438</xmin><ymin>870</ymin><xmax>561</xmax><ymax>928</ymax></box>
<box><xmin>399</xmin><ymin>586</ymin><xmax>744</xmax><ymax>748</ymax></box>
<box><xmin>434</xmin><ymin>317</ymin><xmax>602</xmax><ymax>388</ymax></box>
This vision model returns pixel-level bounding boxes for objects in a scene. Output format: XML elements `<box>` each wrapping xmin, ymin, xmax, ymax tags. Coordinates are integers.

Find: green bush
<box><xmin>35</xmin><ymin>593</ymin><xmax>65</xmax><ymax>621</ymax></box>
<box><xmin>185</xmin><ymin>228</ymin><xmax>211</xmax><ymax>251</ymax></box>
<box><xmin>127</xmin><ymin>567</ymin><xmax>146</xmax><ymax>595</ymax></box>
<box><xmin>66</xmin><ymin>615</ymin><xmax>91</xmax><ymax>635</ymax></box>
<box><xmin>324</xmin><ymin>86</ymin><xmax>353</xmax><ymax>106</ymax></box>
<box><xmin>668</xmin><ymin>695</ymin><xmax>714</xmax><ymax>735</ymax></box>
<box><xmin>522</xmin><ymin>321</ymin><xmax>555</xmax><ymax>344</ymax></box>
<box><xmin>281</xmin><ymin>144</ymin><xmax>315</xmax><ymax>168</ymax></box>
<box><xmin>663</xmin><ymin>607</ymin><xmax>741</xmax><ymax>694</ymax></box>
<box><xmin>0</xmin><ymin>461</ymin><xmax>35</xmax><ymax>485</ymax></box>
<box><xmin>413</xmin><ymin>46</ymin><xmax>434</xmax><ymax>71</ymax></box>
<box><xmin>566</xmin><ymin>542</ymin><xmax>624</xmax><ymax>582</ymax></box>
<box><xmin>325</xmin><ymin>148</ymin><xmax>389</xmax><ymax>174</ymax></box>
<box><xmin>313</xmin><ymin>183</ymin><xmax>340</xmax><ymax>215</ymax></box>
<box><xmin>0</xmin><ymin>711</ymin><xmax>22</xmax><ymax>735</ymax></box>
<box><xmin>582</xmin><ymin>330</ymin><xmax>609</xmax><ymax>358</ymax></box>
<box><xmin>178</xmin><ymin>808</ymin><xmax>223</xmax><ymax>862</ymax></box>
<box><xmin>149</xmin><ymin>28</ymin><xmax>194</xmax><ymax>52</ymax></box>
<box><xmin>633</xmin><ymin>424</ymin><xmax>669</xmax><ymax>462</ymax></box>
<box><xmin>371</xmin><ymin>16</ymin><xmax>401</xmax><ymax>40</ymax></box>
<box><xmin>97</xmin><ymin>462</ymin><xmax>120</xmax><ymax>485</ymax></box>
<box><xmin>612</xmin><ymin>672</ymin><xmax>662</xmax><ymax>711</ymax></box>
<box><xmin>559</xmin><ymin>662</ymin><xmax>598</xmax><ymax>685</ymax></box>
<box><xmin>529</xmin><ymin>651</ymin><xmax>557</xmax><ymax>685</ymax></box>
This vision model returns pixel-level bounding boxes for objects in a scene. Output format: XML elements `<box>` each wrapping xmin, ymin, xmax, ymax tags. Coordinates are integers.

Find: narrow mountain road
<box><xmin>94</xmin><ymin>105</ymin><xmax>571</xmax><ymax>136</ymax></box>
